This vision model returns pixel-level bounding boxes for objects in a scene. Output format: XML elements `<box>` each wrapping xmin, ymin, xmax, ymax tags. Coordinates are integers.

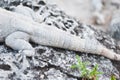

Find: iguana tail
<box><xmin>31</xmin><ymin>23</ymin><xmax>120</xmax><ymax>60</ymax></box>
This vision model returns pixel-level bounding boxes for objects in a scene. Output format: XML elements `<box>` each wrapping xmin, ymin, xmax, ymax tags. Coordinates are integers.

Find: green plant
<box><xmin>110</xmin><ymin>75</ymin><xmax>116</xmax><ymax>80</ymax></box>
<box><xmin>71</xmin><ymin>55</ymin><xmax>103</xmax><ymax>80</ymax></box>
<box><xmin>89</xmin><ymin>64</ymin><xmax>103</xmax><ymax>80</ymax></box>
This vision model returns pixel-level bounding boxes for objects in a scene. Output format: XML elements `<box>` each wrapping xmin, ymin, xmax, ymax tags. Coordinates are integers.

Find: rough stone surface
<box><xmin>0</xmin><ymin>0</ymin><xmax>120</xmax><ymax>80</ymax></box>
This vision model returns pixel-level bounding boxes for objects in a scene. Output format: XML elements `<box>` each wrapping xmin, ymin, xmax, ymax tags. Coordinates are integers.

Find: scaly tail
<box><xmin>30</xmin><ymin>23</ymin><xmax>120</xmax><ymax>61</ymax></box>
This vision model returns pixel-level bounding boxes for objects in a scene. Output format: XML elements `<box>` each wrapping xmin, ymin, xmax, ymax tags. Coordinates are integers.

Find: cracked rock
<box><xmin>0</xmin><ymin>0</ymin><xmax>119</xmax><ymax>80</ymax></box>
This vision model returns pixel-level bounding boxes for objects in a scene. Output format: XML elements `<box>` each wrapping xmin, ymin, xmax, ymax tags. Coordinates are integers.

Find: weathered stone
<box><xmin>0</xmin><ymin>0</ymin><xmax>119</xmax><ymax>80</ymax></box>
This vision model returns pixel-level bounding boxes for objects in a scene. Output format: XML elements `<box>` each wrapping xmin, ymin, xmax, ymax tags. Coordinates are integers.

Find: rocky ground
<box><xmin>45</xmin><ymin>0</ymin><xmax>120</xmax><ymax>31</ymax></box>
<box><xmin>0</xmin><ymin>0</ymin><xmax>120</xmax><ymax>80</ymax></box>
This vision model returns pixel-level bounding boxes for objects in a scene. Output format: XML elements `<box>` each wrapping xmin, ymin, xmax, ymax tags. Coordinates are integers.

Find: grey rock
<box><xmin>0</xmin><ymin>0</ymin><xmax>119</xmax><ymax>80</ymax></box>
<box><xmin>44</xmin><ymin>68</ymin><xmax>77</xmax><ymax>80</ymax></box>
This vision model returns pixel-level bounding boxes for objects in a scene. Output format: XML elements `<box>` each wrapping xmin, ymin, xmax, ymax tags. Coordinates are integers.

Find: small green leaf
<box><xmin>70</xmin><ymin>55</ymin><xmax>103</xmax><ymax>80</ymax></box>
<box><xmin>71</xmin><ymin>64</ymin><xmax>78</xmax><ymax>69</ymax></box>
<box><xmin>111</xmin><ymin>75</ymin><xmax>116</xmax><ymax>80</ymax></box>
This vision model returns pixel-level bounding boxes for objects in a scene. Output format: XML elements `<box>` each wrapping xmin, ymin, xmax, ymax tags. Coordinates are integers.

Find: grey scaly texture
<box><xmin>0</xmin><ymin>7</ymin><xmax>120</xmax><ymax>60</ymax></box>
